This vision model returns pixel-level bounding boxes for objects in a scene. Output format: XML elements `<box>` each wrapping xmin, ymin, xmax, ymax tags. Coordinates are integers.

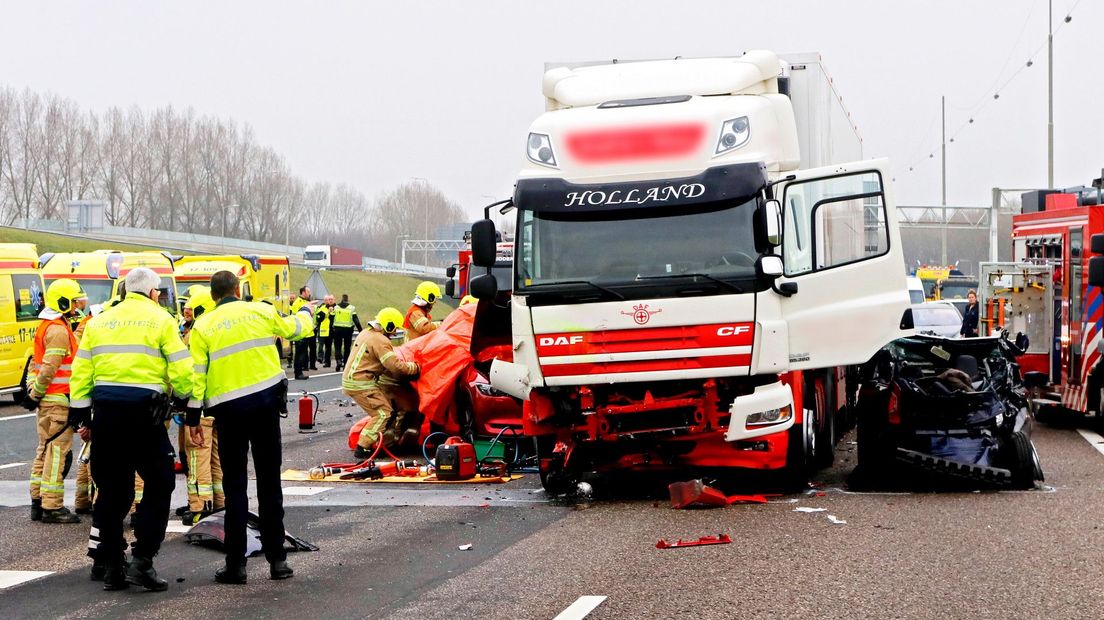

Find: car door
<box><xmin>775</xmin><ymin>158</ymin><xmax>911</xmax><ymax>370</ymax></box>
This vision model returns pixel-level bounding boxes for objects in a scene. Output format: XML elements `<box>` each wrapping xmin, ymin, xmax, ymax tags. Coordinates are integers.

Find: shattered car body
<box><xmin>856</xmin><ymin>334</ymin><xmax>1044</xmax><ymax>489</ymax></box>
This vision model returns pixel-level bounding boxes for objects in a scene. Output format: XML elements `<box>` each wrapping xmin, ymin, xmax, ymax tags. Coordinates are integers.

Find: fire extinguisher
<box><xmin>298</xmin><ymin>393</ymin><xmax>320</xmax><ymax>433</ymax></box>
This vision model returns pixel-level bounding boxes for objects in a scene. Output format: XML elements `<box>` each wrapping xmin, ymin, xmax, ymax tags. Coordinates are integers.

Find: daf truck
<box><xmin>468</xmin><ymin>51</ymin><xmax>911</xmax><ymax>491</ymax></box>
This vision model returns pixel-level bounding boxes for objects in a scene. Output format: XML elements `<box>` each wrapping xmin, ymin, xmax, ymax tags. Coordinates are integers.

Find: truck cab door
<box><xmin>774</xmin><ymin>158</ymin><xmax>910</xmax><ymax>370</ymax></box>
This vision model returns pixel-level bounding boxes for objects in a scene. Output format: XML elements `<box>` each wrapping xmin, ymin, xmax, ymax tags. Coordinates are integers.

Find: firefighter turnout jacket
<box><xmin>28</xmin><ymin>316</ymin><xmax>78</xmax><ymax>405</ymax></box>
<box><xmin>342</xmin><ymin>328</ymin><xmax>418</xmax><ymax>392</ymax></box>
<box><xmin>70</xmin><ymin>293</ymin><xmax>194</xmax><ymax>409</ymax></box>
<box><xmin>187</xmin><ymin>298</ymin><xmax>314</xmax><ymax>417</ymax></box>
<box><xmin>404</xmin><ymin>305</ymin><xmax>437</xmax><ymax>341</ymax></box>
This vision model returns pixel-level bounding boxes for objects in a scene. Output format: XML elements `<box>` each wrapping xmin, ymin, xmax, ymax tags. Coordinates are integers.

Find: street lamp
<box><xmin>411</xmin><ymin>177</ymin><xmax>430</xmax><ymax>268</ymax></box>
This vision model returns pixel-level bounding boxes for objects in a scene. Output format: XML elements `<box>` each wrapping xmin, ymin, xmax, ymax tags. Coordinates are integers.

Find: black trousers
<box><xmin>318</xmin><ymin>335</ymin><xmax>333</xmax><ymax>365</ymax></box>
<box><xmin>214</xmin><ymin>400</ymin><xmax>286</xmax><ymax>563</ymax></box>
<box><xmin>332</xmin><ymin>327</ymin><xmax>354</xmax><ymax>369</ymax></box>
<box><xmin>294</xmin><ymin>339</ymin><xmax>311</xmax><ymax>374</ymax></box>
<box><xmin>90</xmin><ymin>399</ymin><xmax>175</xmax><ymax>560</ymax></box>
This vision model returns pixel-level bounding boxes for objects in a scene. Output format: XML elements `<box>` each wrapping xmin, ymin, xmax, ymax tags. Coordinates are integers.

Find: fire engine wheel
<box><xmin>1000</xmin><ymin>431</ymin><xmax>1044</xmax><ymax>490</ymax></box>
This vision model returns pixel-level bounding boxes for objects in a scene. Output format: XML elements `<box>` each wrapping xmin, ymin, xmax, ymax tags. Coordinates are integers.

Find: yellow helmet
<box><xmin>415</xmin><ymin>281</ymin><xmax>442</xmax><ymax>304</ymax></box>
<box><xmin>46</xmin><ymin>278</ymin><xmax>87</xmax><ymax>314</ymax></box>
<box><xmin>375</xmin><ymin>307</ymin><xmax>404</xmax><ymax>334</ymax></box>
<box><xmin>184</xmin><ymin>285</ymin><xmax>216</xmax><ymax>318</ymax></box>
<box><xmin>460</xmin><ymin>295</ymin><xmax>478</xmax><ymax>306</ymax></box>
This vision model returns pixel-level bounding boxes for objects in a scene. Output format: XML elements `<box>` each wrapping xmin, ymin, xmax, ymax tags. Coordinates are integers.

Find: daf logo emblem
<box><xmin>621</xmin><ymin>303</ymin><xmax>661</xmax><ymax>325</ymax></box>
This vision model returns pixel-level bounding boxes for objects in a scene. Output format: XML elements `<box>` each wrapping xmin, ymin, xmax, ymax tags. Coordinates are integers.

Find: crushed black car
<box><xmin>854</xmin><ymin>333</ymin><xmax>1045</xmax><ymax>489</ymax></box>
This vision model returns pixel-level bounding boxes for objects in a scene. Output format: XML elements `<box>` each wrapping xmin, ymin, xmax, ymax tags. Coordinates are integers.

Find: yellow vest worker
<box><xmin>186</xmin><ymin>269</ymin><xmax>311</xmax><ymax>584</ymax></box>
<box><xmin>331</xmin><ymin>294</ymin><xmax>362</xmax><ymax>373</ymax></box>
<box><xmin>290</xmin><ymin>287</ymin><xmax>315</xmax><ymax>379</ymax></box>
<box><xmin>69</xmin><ymin>267</ymin><xmax>193</xmax><ymax>592</ymax></box>
<box><xmin>316</xmin><ymin>296</ymin><xmax>336</xmax><ymax>368</ymax></box>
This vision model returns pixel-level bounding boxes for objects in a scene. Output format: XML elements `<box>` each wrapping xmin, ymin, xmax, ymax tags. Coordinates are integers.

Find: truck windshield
<box><xmin>304</xmin><ymin>251</ymin><xmax>326</xmax><ymax>261</ymax></box>
<box><xmin>939</xmin><ymin>279</ymin><xmax>977</xmax><ymax>301</ymax></box>
<box><xmin>516</xmin><ymin>198</ymin><xmax>759</xmax><ymax>299</ymax></box>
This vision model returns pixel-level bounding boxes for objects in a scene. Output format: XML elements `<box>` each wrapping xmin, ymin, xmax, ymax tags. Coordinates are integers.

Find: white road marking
<box><xmin>0</xmin><ymin>570</ymin><xmax>53</xmax><ymax>589</ymax></box>
<box><xmin>1076</xmin><ymin>428</ymin><xmax>1104</xmax><ymax>457</ymax></box>
<box><xmin>282</xmin><ymin>486</ymin><xmax>332</xmax><ymax>496</ymax></box>
<box><xmin>164</xmin><ymin>523</ymin><xmax>192</xmax><ymax>534</ymax></box>
<box><xmin>554</xmin><ymin>596</ymin><xmax>607</xmax><ymax>620</ymax></box>
<box><xmin>0</xmin><ymin>413</ymin><xmax>36</xmax><ymax>422</ymax></box>
<box><xmin>0</xmin><ymin>462</ymin><xmax>27</xmax><ymax>470</ymax></box>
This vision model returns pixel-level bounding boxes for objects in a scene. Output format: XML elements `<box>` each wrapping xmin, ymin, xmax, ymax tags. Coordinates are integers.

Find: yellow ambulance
<box><xmin>0</xmin><ymin>243</ymin><xmax>44</xmax><ymax>400</ymax></box>
<box><xmin>174</xmin><ymin>254</ymin><xmax>291</xmax><ymax>313</ymax></box>
<box><xmin>39</xmin><ymin>250</ymin><xmax>180</xmax><ymax>316</ymax></box>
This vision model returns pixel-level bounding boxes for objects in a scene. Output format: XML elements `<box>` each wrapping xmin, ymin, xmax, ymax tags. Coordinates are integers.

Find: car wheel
<box><xmin>1001</xmin><ymin>431</ymin><xmax>1043</xmax><ymax>489</ymax></box>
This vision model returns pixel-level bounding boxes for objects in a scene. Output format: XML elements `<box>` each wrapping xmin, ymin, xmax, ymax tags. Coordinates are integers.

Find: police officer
<box><xmin>291</xmin><ymin>286</ymin><xmax>313</xmax><ymax>380</ymax></box>
<box><xmin>404</xmin><ymin>281</ymin><xmax>441</xmax><ymax>341</ymax></box>
<box><xmin>25</xmin><ymin>279</ymin><xmax>87</xmax><ymax>524</ymax></box>
<box><xmin>187</xmin><ymin>270</ymin><xmax>314</xmax><ymax>584</ymax></box>
<box><xmin>70</xmin><ymin>267</ymin><xmax>193</xmax><ymax>592</ymax></box>
<box><xmin>332</xmin><ymin>293</ymin><xmax>362</xmax><ymax>372</ymax></box>
<box><xmin>316</xmin><ymin>294</ymin><xmax>335</xmax><ymax>367</ymax></box>
<box><xmin>345</xmin><ymin>308</ymin><xmax>420</xmax><ymax>458</ymax></box>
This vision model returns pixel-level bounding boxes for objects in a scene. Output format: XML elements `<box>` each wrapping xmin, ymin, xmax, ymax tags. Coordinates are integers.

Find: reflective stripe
<box><xmin>50</xmin><ymin>376</ymin><xmax>70</xmax><ymax>385</ymax></box>
<box><xmin>209</xmin><ymin>337</ymin><xmax>275</xmax><ymax>362</ymax></box>
<box><xmin>165</xmin><ymin>349</ymin><xmax>191</xmax><ymax>363</ymax></box>
<box><xmin>76</xmin><ymin>349</ymin><xmax>92</xmax><ymax>360</ymax></box>
<box><xmin>204</xmin><ymin>372</ymin><xmax>285</xmax><ymax>408</ymax></box>
<box><xmin>41</xmin><ymin>394</ymin><xmax>70</xmax><ymax>404</ymax></box>
<box><xmin>342</xmin><ymin>378</ymin><xmax>378</xmax><ymax>391</ymax></box>
<box><xmin>89</xmin><ymin>344</ymin><xmax>161</xmax><ymax>357</ymax></box>
<box><xmin>187</xmin><ymin>398</ymin><xmax>202</xmax><ymax>409</ymax></box>
<box><xmin>380</xmin><ymin>351</ymin><xmax>396</xmax><ymax>363</ymax></box>
<box><xmin>70</xmin><ymin>398</ymin><xmax>92</xmax><ymax>408</ymax></box>
<box><xmin>44</xmin><ymin>348</ymin><xmax>69</xmax><ymax>356</ymax></box>
<box><xmin>290</xmin><ymin>318</ymin><xmax>303</xmax><ymax>339</ymax></box>
<box><xmin>194</xmin><ymin>364</ymin><xmax>207</xmax><ymax>374</ymax></box>
<box><xmin>94</xmin><ymin>381</ymin><xmax>165</xmax><ymax>393</ymax></box>
<box><xmin>413</xmin><ymin>317</ymin><xmax>430</xmax><ymax>329</ymax></box>
<box><xmin>58</xmin><ymin>364</ymin><xmax>72</xmax><ymax>372</ymax></box>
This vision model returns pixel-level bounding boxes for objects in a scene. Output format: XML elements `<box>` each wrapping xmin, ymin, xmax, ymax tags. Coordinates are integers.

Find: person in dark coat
<box><xmin>960</xmin><ymin>290</ymin><xmax>980</xmax><ymax>338</ymax></box>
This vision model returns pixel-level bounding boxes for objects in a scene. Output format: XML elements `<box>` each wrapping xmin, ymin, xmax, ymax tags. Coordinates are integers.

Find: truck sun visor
<box><xmin>513</xmin><ymin>162</ymin><xmax>767</xmax><ymax>213</ymax></box>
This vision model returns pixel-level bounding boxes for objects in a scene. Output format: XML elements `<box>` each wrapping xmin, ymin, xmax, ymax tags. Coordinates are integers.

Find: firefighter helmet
<box><xmin>46</xmin><ymin>278</ymin><xmax>87</xmax><ymax>314</ymax></box>
<box><xmin>460</xmin><ymin>295</ymin><xmax>478</xmax><ymax>306</ymax></box>
<box><xmin>375</xmin><ymin>307</ymin><xmax>404</xmax><ymax>334</ymax></box>
<box><xmin>415</xmin><ymin>281</ymin><xmax>441</xmax><ymax>304</ymax></box>
<box><xmin>184</xmin><ymin>285</ymin><xmax>216</xmax><ymax>318</ymax></box>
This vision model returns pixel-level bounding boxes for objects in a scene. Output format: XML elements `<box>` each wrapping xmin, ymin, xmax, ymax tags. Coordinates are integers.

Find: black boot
<box><xmin>215</xmin><ymin>558</ymin><xmax>247</xmax><ymax>585</ymax></box>
<box><xmin>102</xmin><ymin>560</ymin><xmax>130</xmax><ymax>591</ymax></box>
<box><xmin>29</xmin><ymin>499</ymin><xmax>42</xmax><ymax>522</ymax></box>
<box><xmin>41</xmin><ymin>507</ymin><xmax>81</xmax><ymax>524</ymax></box>
<box><xmin>126</xmin><ymin>555</ymin><xmax>168</xmax><ymax>591</ymax></box>
<box><xmin>91</xmin><ymin>555</ymin><xmax>128</xmax><ymax>582</ymax></box>
<box><xmin>269</xmin><ymin>560</ymin><xmax>294</xmax><ymax>580</ymax></box>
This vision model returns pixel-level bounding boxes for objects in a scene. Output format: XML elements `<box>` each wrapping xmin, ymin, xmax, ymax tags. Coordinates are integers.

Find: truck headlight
<box><xmin>527</xmin><ymin>132</ymin><xmax>558</xmax><ymax>168</ymax></box>
<box><xmin>746</xmin><ymin>405</ymin><xmax>791</xmax><ymax>426</ymax></box>
<box><xmin>714</xmin><ymin>116</ymin><xmax>751</xmax><ymax>155</ymax></box>
<box><xmin>475</xmin><ymin>383</ymin><xmax>505</xmax><ymax>397</ymax></box>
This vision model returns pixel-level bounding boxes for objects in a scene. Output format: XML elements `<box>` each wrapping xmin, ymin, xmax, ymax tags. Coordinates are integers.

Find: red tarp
<box><xmin>394</xmin><ymin>304</ymin><xmax>477</xmax><ymax>425</ymax></box>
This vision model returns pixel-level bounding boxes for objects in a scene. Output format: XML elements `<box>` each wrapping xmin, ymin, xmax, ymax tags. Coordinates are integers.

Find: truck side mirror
<box><xmin>1091</xmin><ymin>233</ymin><xmax>1104</xmax><ymax>254</ymax></box>
<box><xmin>1090</xmin><ymin>256</ymin><xmax>1104</xmax><ymax>288</ymax></box>
<box><xmin>471</xmin><ymin>220</ymin><xmax>497</xmax><ymax>268</ymax></box>
<box><xmin>445</xmin><ymin>279</ymin><xmax>456</xmax><ymax>298</ymax></box>
<box><xmin>446</xmin><ymin>265</ymin><xmax>457</xmax><ymax>278</ymax></box>
<box><xmin>763</xmin><ymin>199</ymin><xmax>782</xmax><ymax>246</ymax></box>
<box><xmin>470</xmin><ymin>273</ymin><xmax>498</xmax><ymax>300</ymax></box>
<box><xmin>756</xmin><ymin>255</ymin><xmax>783</xmax><ymax>278</ymax></box>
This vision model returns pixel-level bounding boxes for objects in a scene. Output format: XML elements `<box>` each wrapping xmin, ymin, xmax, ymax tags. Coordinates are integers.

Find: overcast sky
<box><xmin>2</xmin><ymin>0</ymin><xmax>1100</xmax><ymax>218</ymax></box>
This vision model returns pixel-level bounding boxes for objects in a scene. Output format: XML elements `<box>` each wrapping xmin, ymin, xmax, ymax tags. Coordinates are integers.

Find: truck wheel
<box><xmin>1001</xmin><ymin>431</ymin><xmax>1043</xmax><ymax>490</ymax></box>
<box><xmin>779</xmin><ymin>407</ymin><xmax>813</xmax><ymax>492</ymax></box>
<box><xmin>855</xmin><ymin>391</ymin><xmax>893</xmax><ymax>482</ymax></box>
<box><xmin>808</xmin><ymin>375</ymin><xmax>835</xmax><ymax>469</ymax></box>
<box><xmin>535</xmin><ymin>436</ymin><xmax>573</xmax><ymax>496</ymax></box>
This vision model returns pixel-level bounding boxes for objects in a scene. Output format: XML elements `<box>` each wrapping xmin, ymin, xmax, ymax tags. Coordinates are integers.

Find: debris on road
<box><xmin>458</xmin><ymin>543</ymin><xmax>473</xmax><ymax>551</ymax></box>
<box><xmin>827</xmin><ymin>515</ymin><xmax>847</xmax><ymax>525</ymax></box>
<box><xmin>656</xmin><ymin>534</ymin><xmax>732</xmax><ymax>549</ymax></box>
<box><xmin>668</xmin><ymin>479</ymin><xmax>768</xmax><ymax>508</ymax></box>
<box><xmin>793</xmin><ymin>507</ymin><xmax>827</xmax><ymax>513</ymax></box>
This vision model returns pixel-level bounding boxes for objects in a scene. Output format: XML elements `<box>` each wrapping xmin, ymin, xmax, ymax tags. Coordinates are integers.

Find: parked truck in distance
<box><xmin>304</xmin><ymin>244</ymin><xmax>363</xmax><ymax>268</ymax></box>
<box><xmin>468</xmin><ymin>50</ymin><xmax>911</xmax><ymax>493</ymax></box>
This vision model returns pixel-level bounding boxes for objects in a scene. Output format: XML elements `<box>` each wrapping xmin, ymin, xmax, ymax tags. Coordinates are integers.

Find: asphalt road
<box><xmin>2</xmin><ymin>366</ymin><xmax>1104</xmax><ymax>619</ymax></box>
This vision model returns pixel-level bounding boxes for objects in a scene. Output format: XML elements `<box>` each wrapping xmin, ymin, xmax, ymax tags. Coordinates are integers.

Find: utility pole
<box><xmin>1048</xmin><ymin>0</ymin><xmax>1054</xmax><ymax>188</ymax></box>
<box><xmin>941</xmin><ymin>96</ymin><xmax>948</xmax><ymax>266</ymax></box>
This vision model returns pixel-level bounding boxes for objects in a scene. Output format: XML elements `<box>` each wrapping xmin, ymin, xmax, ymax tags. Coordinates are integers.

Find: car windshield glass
<box><xmin>157</xmin><ymin>277</ymin><xmax>177</xmax><ymax>314</ymax></box>
<box><xmin>516</xmin><ymin>198</ymin><xmax>758</xmax><ymax>290</ymax></box>
<box><xmin>909</xmin><ymin>290</ymin><xmax>926</xmax><ymax>304</ymax></box>
<box><xmin>913</xmin><ymin>306</ymin><xmax>961</xmax><ymax>326</ymax></box>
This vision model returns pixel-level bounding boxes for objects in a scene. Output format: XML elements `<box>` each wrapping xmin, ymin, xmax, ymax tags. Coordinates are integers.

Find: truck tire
<box><xmin>808</xmin><ymin>375</ymin><xmax>835</xmax><ymax>469</ymax></box>
<box><xmin>855</xmin><ymin>390</ymin><xmax>893</xmax><ymax>481</ymax></box>
<box><xmin>779</xmin><ymin>407</ymin><xmax>813</xmax><ymax>492</ymax></box>
<box><xmin>1001</xmin><ymin>431</ymin><xmax>1043</xmax><ymax>490</ymax></box>
<box><xmin>535</xmin><ymin>436</ymin><xmax>573</xmax><ymax>496</ymax></box>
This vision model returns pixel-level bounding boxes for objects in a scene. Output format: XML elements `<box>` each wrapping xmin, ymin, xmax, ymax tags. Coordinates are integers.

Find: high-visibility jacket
<box><xmin>291</xmin><ymin>296</ymin><xmax>309</xmax><ymax>314</ymax></box>
<box><xmin>28</xmin><ymin>316</ymin><xmax>78</xmax><ymax>404</ymax></box>
<box><xmin>333</xmin><ymin>303</ymin><xmax>357</xmax><ymax>329</ymax></box>
<box><xmin>70</xmin><ymin>293</ymin><xmax>194</xmax><ymax>409</ymax></box>
<box><xmin>316</xmin><ymin>305</ymin><xmax>334</xmax><ymax>337</ymax></box>
<box><xmin>404</xmin><ymin>305</ymin><xmax>438</xmax><ymax>341</ymax></box>
<box><xmin>342</xmin><ymin>328</ymin><xmax>418</xmax><ymax>392</ymax></box>
<box><xmin>188</xmin><ymin>298</ymin><xmax>314</xmax><ymax>410</ymax></box>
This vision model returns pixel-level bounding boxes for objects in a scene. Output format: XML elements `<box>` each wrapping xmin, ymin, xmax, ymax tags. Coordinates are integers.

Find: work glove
<box><xmin>20</xmin><ymin>394</ymin><xmax>40</xmax><ymax>411</ymax></box>
<box><xmin>68</xmin><ymin>406</ymin><xmax>92</xmax><ymax>429</ymax></box>
<box><xmin>408</xmin><ymin>364</ymin><xmax>421</xmax><ymax>381</ymax></box>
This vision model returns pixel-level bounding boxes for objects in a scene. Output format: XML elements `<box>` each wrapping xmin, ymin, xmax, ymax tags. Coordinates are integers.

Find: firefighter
<box><xmin>70</xmin><ymin>267</ymin><xmax>194</xmax><ymax>592</ymax></box>
<box><xmin>404</xmin><ymin>281</ymin><xmax>441</xmax><ymax>341</ymax></box>
<box><xmin>459</xmin><ymin>294</ymin><xmax>478</xmax><ymax>306</ymax></box>
<box><xmin>290</xmin><ymin>286</ymin><xmax>313</xmax><ymax>380</ymax></box>
<box><xmin>187</xmin><ymin>269</ymin><xmax>313</xmax><ymax>584</ymax></box>
<box><xmin>24</xmin><ymin>278</ymin><xmax>87</xmax><ymax>524</ymax></box>
<box><xmin>332</xmin><ymin>293</ymin><xmax>362</xmax><ymax>372</ymax></box>
<box><xmin>178</xmin><ymin>288</ymin><xmax>223</xmax><ymax>525</ymax></box>
<box><xmin>345</xmin><ymin>308</ymin><xmax>421</xmax><ymax>459</ymax></box>
<box><xmin>316</xmin><ymin>295</ymin><xmax>335</xmax><ymax>367</ymax></box>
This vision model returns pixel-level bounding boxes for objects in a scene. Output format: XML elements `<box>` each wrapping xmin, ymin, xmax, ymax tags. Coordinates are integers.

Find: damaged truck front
<box><xmin>470</xmin><ymin>51</ymin><xmax>912</xmax><ymax>492</ymax></box>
